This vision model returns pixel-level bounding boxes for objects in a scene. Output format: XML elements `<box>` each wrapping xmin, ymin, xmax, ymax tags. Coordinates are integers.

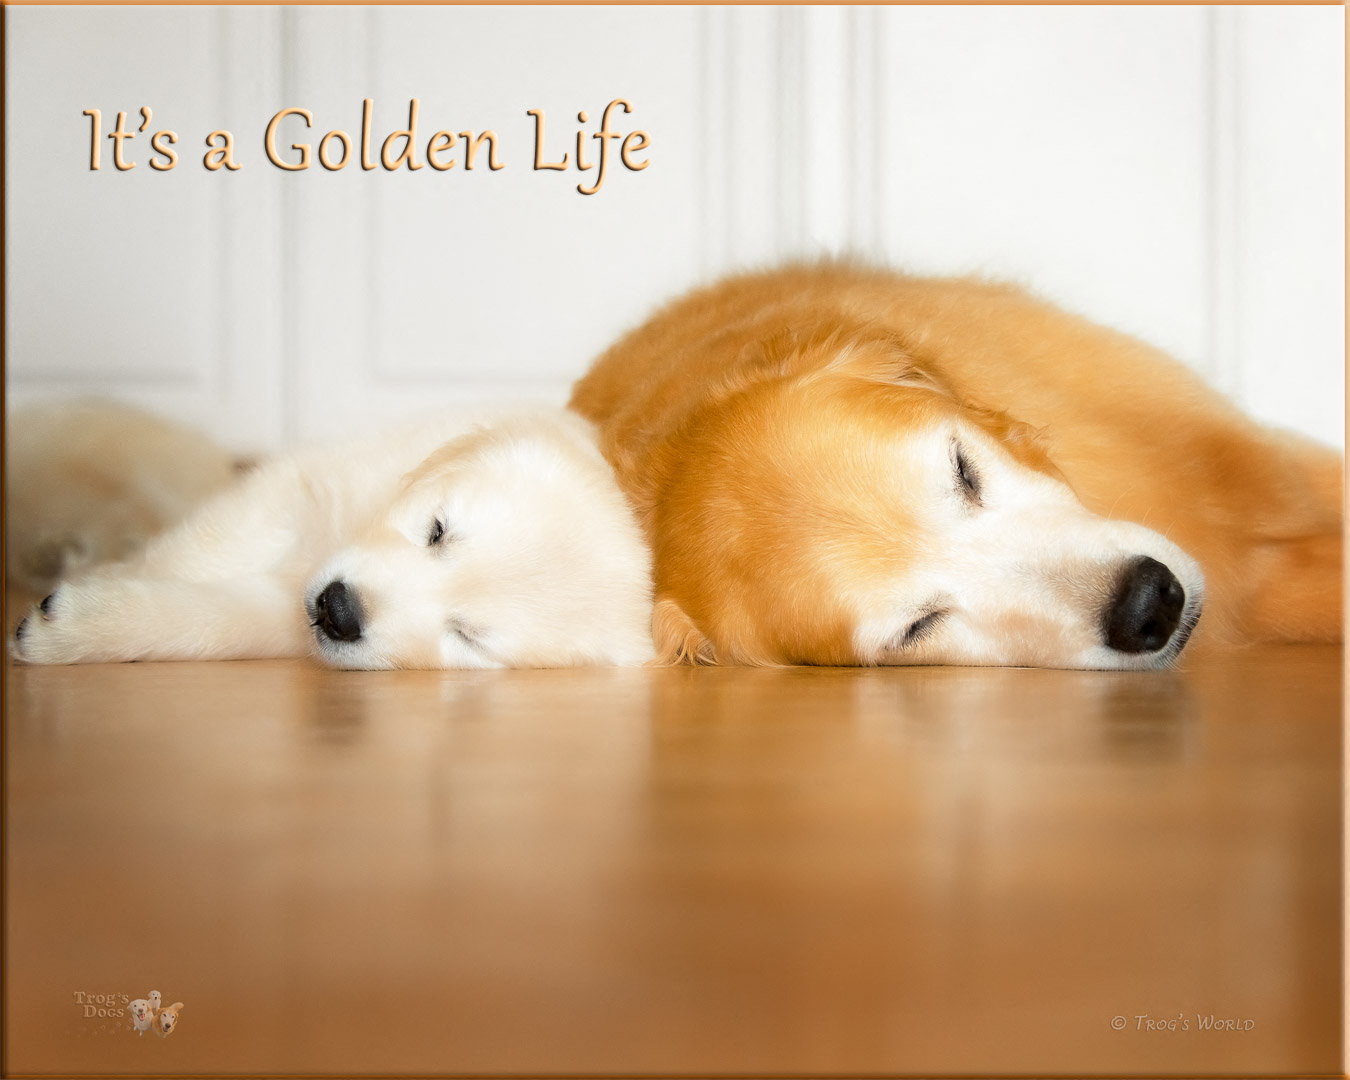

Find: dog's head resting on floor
<box><xmin>627</xmin><ymin>325</ymin><xmax>1204</xmax><ymax>670</ymax></box>
<box><xmin>305</xmin><ymin>413</ymin><xmax>654</xmax><ymax>670</ymax></box>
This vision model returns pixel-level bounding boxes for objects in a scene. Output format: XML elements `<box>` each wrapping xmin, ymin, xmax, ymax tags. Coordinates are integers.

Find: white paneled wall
<box><xmin>7</xmin><ymin>6</ymin><xmax>1344</xmax><ymax>450</ymax></box>
<box><xmin>8</xmin><ymin>7</ymin><xmax>289</xmax><ymax>448</ymax></box>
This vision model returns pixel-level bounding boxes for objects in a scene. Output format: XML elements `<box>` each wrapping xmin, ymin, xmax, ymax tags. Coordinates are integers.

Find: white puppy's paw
<box><xmin>11</xmin><ymin>587</ymin><xmax>77</xmax><ymax>664</ymax></box>
<box><xmin>10</xmin><ymin>584</ymin><xmax>126</xmax><ymax>665</ymax></box>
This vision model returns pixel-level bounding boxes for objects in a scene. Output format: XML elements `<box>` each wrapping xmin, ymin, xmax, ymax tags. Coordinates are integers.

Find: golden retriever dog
<box><xmin>152</xmin><ymin>1002</ymin><xmax>184</xmax><ymax>1038</ymax></box>
<box><xmin>571</xmin><ymin>263</ymin><xmax>1342</xmax><ymax>669</ymax></box>
<box><xmin>11</xmin><ymin>409</ymin><xmax>654</xmax><ymax>668</ymax></box>
<box><xmin>6</xmin><ymin>400</ymin><xmax>244</xmax><ymax>593</ymax></box>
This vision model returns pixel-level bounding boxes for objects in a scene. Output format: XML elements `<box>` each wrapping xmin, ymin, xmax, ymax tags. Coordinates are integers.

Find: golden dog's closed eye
<box><xmin>950</xmin><ymin>440</ymin><xmax>981</xmax><ymax>504</ymax></box>
<box><xmin>890</xmin><ymin>609</ymin><xmax>948</xmax><ymax>652</ymax></box>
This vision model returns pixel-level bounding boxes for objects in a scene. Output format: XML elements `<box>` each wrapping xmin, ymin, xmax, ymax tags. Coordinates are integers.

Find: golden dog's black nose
<box><xmin>1105</xmin><ymin>556</ymin><xmax>1185</xmax><ymax>653</ymax></box>
<box><xmin>315</xmin><ymin>581</ymin><xmax>363</xmax><ymax>642</ymax></box>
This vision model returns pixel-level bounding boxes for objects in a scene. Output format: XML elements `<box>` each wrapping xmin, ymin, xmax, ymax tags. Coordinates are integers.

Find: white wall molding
<box><xmin>1205</xmin><ymin>5</ymin><xmax>1243</xmax><ymax>400</ymax></box>
<box><xmin>698</xmin><ymin>5</ymin><xmax>884</xmax><ymax>270</ymax></box>
<box><xmin>1226</xmin><ymin>4</ymin><xmax>1345</xmax><ymax>445</ymax></box>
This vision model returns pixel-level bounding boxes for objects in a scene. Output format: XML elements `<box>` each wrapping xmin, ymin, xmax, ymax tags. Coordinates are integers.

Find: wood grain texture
<box><xmin>3</xmin><ymin>646</ymin><xmax>1341</xmax><ymax>1076</ymax></box>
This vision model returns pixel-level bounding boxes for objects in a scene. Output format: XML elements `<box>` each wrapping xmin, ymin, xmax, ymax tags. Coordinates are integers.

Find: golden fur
<box><xmin>571</xmin><ymin>263</ymin><xmax>1342</xmax><ymax>666</ymax></box>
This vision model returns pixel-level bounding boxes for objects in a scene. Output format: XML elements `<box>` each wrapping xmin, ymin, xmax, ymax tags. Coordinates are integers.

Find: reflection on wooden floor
<box><xmin>3</xmin><ymin>646</ymin><xmax>1342</xmax><ymax>1076</ymax></box>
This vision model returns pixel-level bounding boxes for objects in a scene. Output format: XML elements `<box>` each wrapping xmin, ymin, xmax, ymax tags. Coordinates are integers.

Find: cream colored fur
<box><xmin>6</xmin><ymin>400</ymin><xmax>242</xmax><ymax>592</ymax></box>
<box><xmin>11</xmin><ymin>409</ymin><xmax>654</xmax><ymax>669</ymax></box>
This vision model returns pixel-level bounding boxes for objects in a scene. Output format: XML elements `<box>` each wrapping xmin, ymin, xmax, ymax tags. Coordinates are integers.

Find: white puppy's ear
<box><xmin>651</xmin><ymin>599</ymin><xmax>716</xmax><ymax>666</ymax></box>
<box><xmin>398</xmin><ymin>430</ymin><xmax>486</xmax><ymax>491</ymax></box>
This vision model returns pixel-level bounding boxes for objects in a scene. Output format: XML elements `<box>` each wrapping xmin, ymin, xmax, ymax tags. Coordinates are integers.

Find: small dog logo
<box><xmin>125</xmin><ymin>989</ymin><xmax>183</xmax><ymax>1038</ymax></box>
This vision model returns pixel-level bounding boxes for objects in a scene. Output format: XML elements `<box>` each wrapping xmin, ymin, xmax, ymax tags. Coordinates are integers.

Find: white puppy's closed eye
<box><xmin>447</xmin><ymin>618</ymin><xmax>482</xmax><ymax>647</ymax></box>
<box><xmin>426</xmin><ymin>517</ymin><xmax>455</xmax><ymax>548</ymax></box>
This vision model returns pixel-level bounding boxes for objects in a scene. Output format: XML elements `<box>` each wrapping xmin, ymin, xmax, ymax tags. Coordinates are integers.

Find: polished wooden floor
<box><xmin>3</xmin><ymin>643</ymin><xmax>1343</xmax><ymax>1077</ymax></box>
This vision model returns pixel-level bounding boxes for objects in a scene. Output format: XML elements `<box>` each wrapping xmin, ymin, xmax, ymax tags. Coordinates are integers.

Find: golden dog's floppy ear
<box><xmin>651</xmin><ymin>598</ymin><xmax>717</xmax><ymax>666</ymax></box>
<box><xmin>803</xmin><ymin>322</ymin><xmax>1067</xmax><ymax>484</ymax></box>
<box><xmin>708</xmin><ymin>322</ymin><xmax>951</xmax><ymax>404</ymax></box>
<box><xmin>775</xmin><ymin>323</ymin><xmax>955</xmax><ymax>397</ymax></box>
<box><xmin>958</xmin><ymin>397</ymin><xmax>1068</xmax><ymax>484</ymax></box>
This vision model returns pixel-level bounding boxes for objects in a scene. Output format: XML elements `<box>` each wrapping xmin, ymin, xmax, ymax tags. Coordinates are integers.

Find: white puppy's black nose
<box><xmin>315</xmin><ymin>581</ymin><xmax>363</xmax><ymax>642</ymax></box>
<box><xmin>1105</xmin><ymin>556</ymin><xmax>1185</xmax><ymax>653</ymax></box>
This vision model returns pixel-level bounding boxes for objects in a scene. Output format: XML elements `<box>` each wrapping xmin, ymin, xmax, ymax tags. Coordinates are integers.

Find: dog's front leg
<box><xmin>10</xmin><ymin>574</ymin><xmax>310</xmax><ymax>664</ymax></box>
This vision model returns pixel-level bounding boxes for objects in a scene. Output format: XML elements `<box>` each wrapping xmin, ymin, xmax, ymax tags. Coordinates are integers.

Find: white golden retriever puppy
<box><xmin>126</xmin><ymin>996</ymin><xmax>156</xmax><ymax>1036</ymax></box>
<box><xmin>11</xmin><ymin>409</ymin><xmax>655</xmax><ymax>668</ymax></box>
